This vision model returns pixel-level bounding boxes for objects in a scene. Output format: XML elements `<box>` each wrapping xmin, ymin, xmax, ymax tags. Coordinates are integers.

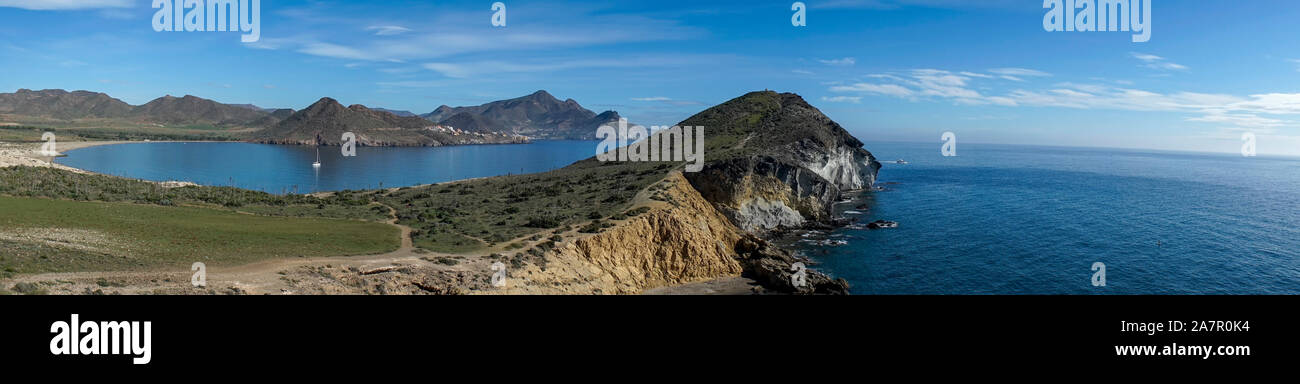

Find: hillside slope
<box><xmin>421</xmin><ymin>90</ymin><xmax>622</xmax><ymax>140</ymax></box>
<box><xmin>253</xmin><ymin>98</ymin><xmax>527</xmax><ymax>146</ymax></box>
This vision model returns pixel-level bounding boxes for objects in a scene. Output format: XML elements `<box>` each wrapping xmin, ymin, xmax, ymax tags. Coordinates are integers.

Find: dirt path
<box><xmin>1</xmin><ymin>202</ymin><xmax>466</xmax><ymax>295</ymax></box>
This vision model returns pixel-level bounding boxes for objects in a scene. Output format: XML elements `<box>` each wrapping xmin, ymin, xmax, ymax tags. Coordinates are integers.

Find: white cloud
<box><xmin>632</xmin><ymin>97</ymin><xmax>672</xmax><ymax>102</ymax></box>
<box><xmin>825</xmin><ymin>67</ymin><xmax>1300</xmax><ymax>133</ymax></box>
<box><xmin>988</xmin><ymin>68</ymin><xmax>1052</xmax><ymax>81</ymax></box>
<box><xmin>821</xmin><ymin>96</ymin><xmax>862</xmax><ymax>103</ymax></box>
<box><xmin>812</xmin><ymin>0</ymin><xmax>1024</xmax><ymax>9</ymax></box>
<box><xmin>1131</xmin><ymin>53</ymin><xmax>1164</xmax><ymax>62</ymax></box>
<box><xmin>298</xmin><ymin>43</ymin><xmax>376</xmax><ymax>61</ymax></box>
<box><xmin>0</xmin><ymin>0</ymin><xmax>131</xmax><ymax>10</ymax></box>
<box><xmin>1131</xmin><ymin>52</ymin><xmax>1188</xmax><ymax>71</ymax></box>
<box><xmin>366</xmin><ymin>25</ymin><xmax>413</xmax><ymax>36</ymax></box>
<box><xmin>253</xmin><ymin>12</ymin><xmax>704</xmax><ymax>64</ymax></box>
<box><xmin>420</xmin><ymin>57</ymin><xmax>702</xmax><ymax>79</ymax></box>
<box><xmin>830</xmin><ymin>83</ymin><xmax>915</xmax><ymax>98</ymax></box>
<box><xmin>818</xmin><ymin>57</ymin><xmax>857</xmax><ymax>66</ymax></box>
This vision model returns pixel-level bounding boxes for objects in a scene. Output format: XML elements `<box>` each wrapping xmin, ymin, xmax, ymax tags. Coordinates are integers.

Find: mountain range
<box><xmin>252</xmin><ymin>97</ymin><xmax>525</xmax><ymax>147</ymax></box>
<box><xmin>420</xmin><ymin>90</ymin><xmax>622</xmax><ymax>140</ymax></box>
<box><xmin>0</xmin><ymin>88</ymin><xmax>625</xmax><ymax>145</ymax></box>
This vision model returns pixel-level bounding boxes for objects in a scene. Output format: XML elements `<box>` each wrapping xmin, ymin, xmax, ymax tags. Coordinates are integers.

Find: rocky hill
<box><xmin>0</xmin><ymin>89</ymin><xmax>133</xmax><ymax>119</ymax></box>
<box><xmin>421</xmin><ymin>90</ymin><xmax>623</xmax><ymax>140</ymax></box>
<box><xmin>681</xmin><ymin>91</ymin><xmax>881</xmax><ymax>232</ymax></box>
<box><xmin>253</xmin><ymin>97</ymin><xmax>526</xmax><ymax>146</ymax></box>
<box><xmin>130</xmin><ymin>95</ymin><xmax>272</xmax><ymax>126</ymax></box>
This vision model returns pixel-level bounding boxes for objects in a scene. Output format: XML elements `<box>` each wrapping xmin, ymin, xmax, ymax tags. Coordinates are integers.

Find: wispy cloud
<box><xmin>812</xmin><ymin>0</ymin><xmax>1025</xmax><ymax>10</ymax></box>
<box><xmin>830</xmin><ymin>82</ymin><xmax>915</xmax><ymax>98</ymax></box>
<box><xmin>629</xmin><ymin>96</ymin><xmax>703</xmax><ymax>107</ymax></box>
<box><xmin>818</xmin><ymin>57</ymin><xmax>857</xmax><ymax>66</ymax></box>
<box><xmin>421</xmin><ymin>56</ymin><xmax>713</xmax><ymax>79</ymax></box>
<box><xmin>1132</xmin><ymin>53</ymin><xmax>1188</xmax><ymax>71</ymax></box>
<box><xmin>366</xmin><ymin>25</ymin><xmax>413</xmax><ymax>36</ymax></box>
<box><xmin>0</xmin><ymin>0</ymin><xmax>131</xmax><ymax>10</ymax></box>
<box><xmin>821</xmin><ymin>96</ymin><xmax>862</xmax><ymax>103</ymax></box>
<box><xmin>988</xmin><ymin>67</ymin><xmax>1052</xmax><ymax>82</ymax></box>
<box><xmin>250</xmin><ymin>8</ymin><xmax>704</xmax><ymax>64</ymax></box>
<box><xmin>827</xmin><ymin>68</ymin><xmax>1300</xmax><ymax>134</ymax></box>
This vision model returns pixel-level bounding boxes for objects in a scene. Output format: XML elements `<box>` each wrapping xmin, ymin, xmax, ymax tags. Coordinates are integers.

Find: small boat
<box><xmin>895</xmin><ymin>159</ymin><xmax>908</xmax><ymax>164</ymax></box>
<box><xmin>312</xmin><ymin>133</ymin><xmax>322</xmax><ymax>168</ymax></box>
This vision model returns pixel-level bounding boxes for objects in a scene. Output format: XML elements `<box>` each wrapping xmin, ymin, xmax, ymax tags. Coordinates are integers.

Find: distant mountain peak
<box><xmin>417</xmin><ymin>90</ymin><xmax>623</xmax><ymax>140</ymax></box>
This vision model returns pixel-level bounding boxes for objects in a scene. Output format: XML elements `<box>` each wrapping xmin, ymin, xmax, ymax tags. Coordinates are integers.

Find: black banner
<box><xmin>1</xmin><ymin>295</ymin><xmax>1291</xmax><ymax>372</ymax></box>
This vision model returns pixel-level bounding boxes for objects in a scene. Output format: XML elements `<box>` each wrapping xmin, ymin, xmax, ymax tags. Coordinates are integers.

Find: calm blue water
<box><xmin>796</xmin><ymin>142</ymin><xmax>1300</xmax><ymax>294</ymax></box>
<box><xmin>56</xmin><ymin>141</ymin><xmax>596</xmax><ymax>193</ymax></box>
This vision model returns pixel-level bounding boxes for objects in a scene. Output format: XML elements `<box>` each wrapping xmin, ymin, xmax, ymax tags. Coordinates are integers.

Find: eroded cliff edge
<box><xmin>683</xmin><ymin>91</ymin><xmax>880</xmax><ymax>232</ymax></box>
<box><xmin>489</xmin><ymin>91</ymin><xmax>879</xmax><ymax>295</ymax></box>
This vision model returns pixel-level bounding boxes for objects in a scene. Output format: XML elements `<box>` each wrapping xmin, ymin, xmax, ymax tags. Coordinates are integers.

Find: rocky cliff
<box><xmin>469</xmin><ymin>91</ymin><xmax>873</xmax><ymax>295</ymax></box>
<box><xmin>498</xmin><ymin>172</ymin><xmax>848</xmax><ymax>294</ymax></box>
<box><xmin>499</xmin><ymin>173</ymin><xmax>745</xmax><ymax>294</ymax></box>
<box><xmin>683</xmin><ymin>91</ymin><xmax>880</xmax><ymax>232</ymax></box>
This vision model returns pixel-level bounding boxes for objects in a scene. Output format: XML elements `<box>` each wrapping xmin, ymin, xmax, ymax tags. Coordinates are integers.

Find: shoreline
<box><xmin>1</xmin><ymin>140</ymin><xmax>136</xmax><ymax>173</ymax></box>
<box><xmin>0</xmin><ymin>140</ymin><xmax>205</xmax><ymax>188</ymax></box>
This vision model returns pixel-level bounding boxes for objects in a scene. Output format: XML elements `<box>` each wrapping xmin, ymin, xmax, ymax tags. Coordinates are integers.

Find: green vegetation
<box><xmin>0</xmin><ymin>196</ymin><xmax>399</xmax><ymax>274</ymax></box>
<box><xmin>381</xmin><ymin>161</ymin><xmax>674</xmax><ymax>253</ymax></box>
<box><xmin>0</xmin><ymin>125</ymin><xmax>240</xmax><ymax>143</ymax></box>
<box><xmin>0</xmin><ymin>167</ymin><xmax>386</xmax><ymax>221</ymax></box>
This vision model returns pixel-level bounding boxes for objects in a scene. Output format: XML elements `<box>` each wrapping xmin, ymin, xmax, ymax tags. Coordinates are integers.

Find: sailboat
<box><xmin>312</xmin><ymin>132</ymin><xmax>322</xmax><ymax>168</ymax></box>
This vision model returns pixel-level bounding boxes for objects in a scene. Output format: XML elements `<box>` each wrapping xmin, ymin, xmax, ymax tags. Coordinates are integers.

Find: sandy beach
<box><xmin>0</xmin><ymin>140</ymin><xmax>200</xmax><ymax>188</ymax></box>
<box><xmin>0</xmin><ymin>140</ymin><xmax>130</xmax><ymax>172</ymax></box>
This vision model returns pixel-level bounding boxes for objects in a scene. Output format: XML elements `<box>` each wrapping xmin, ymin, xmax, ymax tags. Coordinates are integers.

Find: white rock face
<box><xmin>735</xmin><ymin>198</ymin><xmax>805</xmax><ymax>231</ymax></box>
<box><xmin>805</xmin><ymin>147</ymin><xmax>876</xmax><ymax>190</ymax></box>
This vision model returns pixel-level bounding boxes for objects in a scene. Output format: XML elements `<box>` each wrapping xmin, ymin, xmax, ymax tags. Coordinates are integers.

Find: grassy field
<box><xmin>0</xmin><ymin>196</ymin><xmax>399</xmax><ymax>275</ymax></box>
<box><xmin>0</xmin><ymin>167</ymin><xmax>388</xmax><ymax>222</ymax></box>
<box><xmin>380</xmin><ymin>159</ymin><xmax>677</xmax><ymax>253</ymax></box>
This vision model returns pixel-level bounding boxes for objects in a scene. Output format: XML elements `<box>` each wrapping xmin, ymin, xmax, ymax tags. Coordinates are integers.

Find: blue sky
<box><xmin>3</xmin><ymin>0</ymin><xmax>1300</xmax><ymax>155</ymax></box>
